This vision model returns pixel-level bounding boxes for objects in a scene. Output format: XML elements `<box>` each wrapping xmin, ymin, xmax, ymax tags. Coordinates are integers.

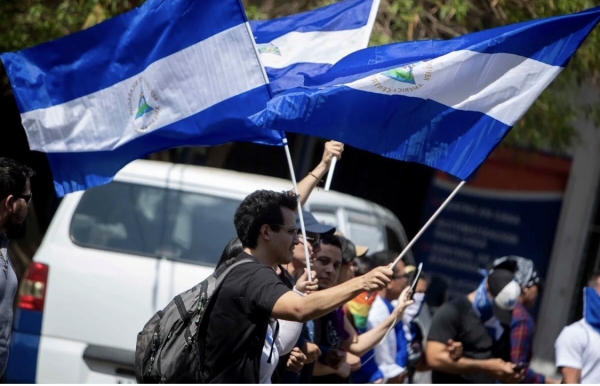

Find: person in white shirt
<box><xmin>555</xmin><ymin>272</ymin><xmax>600</xmax><ymax>384</ymax></box>
<box><xmin>260</xmin><ymin>319</ymin><xmax>305</xmax><ymax>384</ymax></box>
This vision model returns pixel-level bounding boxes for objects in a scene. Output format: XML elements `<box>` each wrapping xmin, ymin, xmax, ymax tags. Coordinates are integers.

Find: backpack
<box><xmin>135</xmin><ymin>258</ymin><xmax>252</xmax><ymax>383</ymax></box>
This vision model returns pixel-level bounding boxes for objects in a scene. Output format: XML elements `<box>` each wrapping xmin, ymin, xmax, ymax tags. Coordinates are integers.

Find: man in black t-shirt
<box><xmin>425</xmin><ymin>268</ymin><xmax>525</xmax><ymax>384</ymax></box>
<box><xmin>200</xmin><ymin>190</ymin><xmax>395</xmax><ymax>383</ymax></box>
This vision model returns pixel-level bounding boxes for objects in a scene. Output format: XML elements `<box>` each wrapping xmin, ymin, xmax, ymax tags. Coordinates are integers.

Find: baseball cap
<box><xmin>296</xmin><ymin>209</ymin><xmax>335</xmax><ymax>235</ymax></box>
<box><xmin>487</xmin><ymin>268</ymin><xmax>521</xmax><ymax>325</ymax></box>
<box><xmin>492</xmin><ymin>255</ymin><xmax>541</xmax><ymax>289</ymax></box>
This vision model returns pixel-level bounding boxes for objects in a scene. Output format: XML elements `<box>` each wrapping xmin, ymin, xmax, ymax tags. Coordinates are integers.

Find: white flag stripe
<box><xmin>345</xmin><ymin>50</ymin><xmax>561</xmax><ymax>126</ymax></box>
<box><xmin>259</xmin><ymin>26</ymin><xmax>375</xmax><ymax>69</ymax></box>
<box><xmin>23</xmin><ymin>23</ymin><xmax>266</xmax><ymax>153</ymax></box>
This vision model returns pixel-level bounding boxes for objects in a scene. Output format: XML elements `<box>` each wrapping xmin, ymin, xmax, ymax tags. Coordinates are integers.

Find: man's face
<box><xmin>312</xmin><ymin>243</ymin><xmax>342</xmax><ymax>290</ymax></box>
<box><xmin>521</xmin><ymin>285</ymin><xmax>539</xmax><ymax>308</ymax></box>
<box><xmin>270</xmin><ymin>207</ymin><xmax>299</xmax><ymax>265</ymax></box>
<box><xmin>3</xmin><ymin>178</ymin><xmax>31</xmax><ymax>233</ymax></box>
<box><xmin>387</xmin><ymin>261</ymin><xmax>407</xmax><ymax>299</ymax></box>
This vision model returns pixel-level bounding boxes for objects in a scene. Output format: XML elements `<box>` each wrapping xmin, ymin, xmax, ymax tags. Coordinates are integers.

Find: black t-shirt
<box><xmin>201</xmin><ymin>253</ymin><xmax>290</xmax><ymax>383</ymax></box>
<box><xmin>427</xmin><ymin>297</ymin><xmax>510</xmax><ymax>384</ymax></box>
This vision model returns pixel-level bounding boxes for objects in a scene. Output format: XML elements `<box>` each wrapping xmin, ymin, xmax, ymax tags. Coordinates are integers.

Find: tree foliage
<box><xmin>1</xmin><ymin>0</ymin><xmax>599</xmax><ymax>153</ymax></box>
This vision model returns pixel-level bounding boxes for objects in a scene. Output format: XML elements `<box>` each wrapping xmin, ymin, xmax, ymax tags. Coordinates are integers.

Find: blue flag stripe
<box><xmin>307</xmin><ymin>6</ymin><xmax>600</xmax><ymax>87</ymax></box>
<box><xmin>265</xmin><ymin>63</ymin><xmax>333</xmax><ymax>94</ymax></box>
<box><xmin>251</xmin><ymin>87</ymin><xmax>510</xmax><ymax>180</ymax></box>
<box><xmin>1</xmin><ymin>0</ymin><xmax>246</xmax><ymax>112</ymax></box>
<box><xmin>47</xmin><ymin>86</ymin><xmax>282</xmax><ymax>196</ymax></box>
<box><xmin>250</xmin><ymin>0</ymin><xmax>372</xmax><ymax>43</ymax></box>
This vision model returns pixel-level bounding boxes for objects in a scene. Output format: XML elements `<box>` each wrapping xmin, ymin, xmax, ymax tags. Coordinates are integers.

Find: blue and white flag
<box><xmin>250</xmin><ymin>0</ymin><xmax>380</xmax><ymax>94</ymax></box>
<box><xmin>1</xmin><ymin>0</ymin><xmax>283</xmax><ymax>196</ymax></box>
<box><xmin>251</xmin><ymin>7</ymin><xmax>600</xmax><ymax>180</ymax></box>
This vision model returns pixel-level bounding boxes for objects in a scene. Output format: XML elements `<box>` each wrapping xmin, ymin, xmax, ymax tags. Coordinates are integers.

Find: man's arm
<box><xmin>272</xmin><ymin>266</ymin><xmax>392</xmax><ymax>323</ymax></box>
<box><xmin>294</xmin><ymin>141</ymin><xmax>343</xmax><ymax>206</ymax></box>
<box><xmin>343</xmin><ymin>288</ymin><xmax>413</xmax><ymax>357</ymax></box>
<box><xmin>555</xmin><ymin>325</ymin><xmax>584</xmax><ymax>384</ymax></box>
<box><xmin>426</xmin><ymin>340</ymin><xmax>495</xmax><ymax>375</ymax></box>
<box><xmin>560</xmin><ymin>367</ymin><xmax>581</xmax><ymax>384</ymax></box>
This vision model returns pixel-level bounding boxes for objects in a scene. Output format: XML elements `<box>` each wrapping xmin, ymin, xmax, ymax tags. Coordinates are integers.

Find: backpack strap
<box><xmin>197</xmin><ymin>257</ymin><xmax>255</xmax><ymax>379</ymax></box>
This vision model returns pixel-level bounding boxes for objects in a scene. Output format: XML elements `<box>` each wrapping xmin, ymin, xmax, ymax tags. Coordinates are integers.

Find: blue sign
<box><xmin>414</xmin><ymin>177</ymin><xmax>564</xmax><ymax>318</ymax></box>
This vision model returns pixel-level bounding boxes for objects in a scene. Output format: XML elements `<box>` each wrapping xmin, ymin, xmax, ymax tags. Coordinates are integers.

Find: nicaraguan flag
<box><xmin>251</xmin><ymin>7</ymin><xmax>600</xmax><ymax>181</ymax></box>
<box><xmin>1</xmin><ymin>0</ymin><xmax>283</xmax><ymax>196</ymax></box>
<box><xmin>250</xmin><ymin>0</ymin><xmax>380</xmax><ymax>94</ymax></box>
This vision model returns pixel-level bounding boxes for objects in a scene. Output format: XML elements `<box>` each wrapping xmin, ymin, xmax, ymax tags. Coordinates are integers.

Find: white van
<box><xmin>4</xmin><ymin>159</ymin><xmax>411</xmax><ymax>383</ymax></box>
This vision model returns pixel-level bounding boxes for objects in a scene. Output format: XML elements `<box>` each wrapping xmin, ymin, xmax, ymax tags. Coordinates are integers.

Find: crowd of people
<box><xmin>2</xmin><ymin>142</ymin><xmax>600</xmax><ymax>383</ymax></box>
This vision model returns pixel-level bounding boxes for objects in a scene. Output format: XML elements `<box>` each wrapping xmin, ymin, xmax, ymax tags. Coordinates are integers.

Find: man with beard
<box><xmin>0</xmin><ymin>158</ymin><xmax>34</xmax><ymax>377</ymax></box>
<box><xmin>200</xmin><ymin>190</ymin><xmax>394</xmax><ymax>382</ymax></box>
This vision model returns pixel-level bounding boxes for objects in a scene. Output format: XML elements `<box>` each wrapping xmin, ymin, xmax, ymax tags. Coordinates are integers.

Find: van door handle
<box><xmin>83</xmin><ymin>345</ymin><xmax>135</xmax><ymax>367</ymax></box>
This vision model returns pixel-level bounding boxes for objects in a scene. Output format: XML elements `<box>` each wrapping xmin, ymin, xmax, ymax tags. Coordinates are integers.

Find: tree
<box><xmin>1</xmin><ymin>0</ymin><xmax>599</xmax><ymax>152</ymax></box>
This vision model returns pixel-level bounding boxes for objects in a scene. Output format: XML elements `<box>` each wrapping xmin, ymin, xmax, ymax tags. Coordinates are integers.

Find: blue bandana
<box><xmin>473</xmin><ymin>279</ymin><xmax>494</xmax><ymax>322</ymax></box>
<box><xmin>472</xmin><ymin>278</ymin><xmax>504</xmax><ymax>340</ymax></box>
<box><xmin>584</xmin><ymin>287</ymin><xmax>600</xmax><ymax>336</ymax></box>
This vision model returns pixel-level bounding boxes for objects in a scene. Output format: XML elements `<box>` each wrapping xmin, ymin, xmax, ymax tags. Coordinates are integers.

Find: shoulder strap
<box><xmin>208</xmin><ymin>258</ymin><xmax>253</xmax><ymax>296</ymax></box>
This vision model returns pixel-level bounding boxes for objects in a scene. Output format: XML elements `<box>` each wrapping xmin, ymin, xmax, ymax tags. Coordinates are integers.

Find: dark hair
<box><xmin>354</xmin><ymin>256</ymin><xmax>375</xmax><ymax>277</ymax></box>
<box><xmin>216</xmin><ymin>237</ymin><xmax>243</xmax><ymax>270</ymax></box>
<box><xmin>321</xmin><ymin>233</ymin><xmax>342</xmax><ymax>250</ymax></box>
<box><xmin>425</xmin><ymin>274</ymin><xmax>449</xmax><ymax>308</ymax></box>
<box><xmin>234</xmin><ymin>190</ymin><xmax>298</xmax><ymax>249</ymax></box>
<box><xmin>0</xmin><ymin>158</ymin><xmax>35</xmax><ymax>200</ymax></box>
<box><xmin>369</xmin><ymin>250</ymin><xmax>398</xmax><ymax>267</ymax></box>
<box><xmin>588</xmin><ymin>271</ymin><xmax>600</xmax><ymax>288</ymax></box>
<box><xmin>338</xmin><ymin>236</ymin><xmax>357</xmax><ymax>264</ymax></box>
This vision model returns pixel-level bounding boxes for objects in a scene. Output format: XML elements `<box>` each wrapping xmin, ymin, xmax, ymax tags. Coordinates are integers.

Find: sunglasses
<box><xmin>16</xmin><ymin>192</ymin><xmax>32</xmax><ymax>205</ymax></box>
<box><xmin>299</xmin><ymin>233</ymin><xmax>321</xmax><ymax>248</ymax></box>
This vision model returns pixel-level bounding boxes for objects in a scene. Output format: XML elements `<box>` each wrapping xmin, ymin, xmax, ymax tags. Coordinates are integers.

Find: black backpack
<box><xmin>135</xmin><ymin>258</ymin><xmax>252</xmax><ymax>383</ymax></box>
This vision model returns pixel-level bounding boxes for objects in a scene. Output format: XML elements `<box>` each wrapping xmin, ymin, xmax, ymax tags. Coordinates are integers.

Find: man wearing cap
<box><xmin>426</xmin><ymin>267</ymin><xmax>525</xmax><ymax>383</ymax></box>
<box><xmin>492</xmin><ymin>256</ymin><xmax>559</xmax><ymax>384</ymax></box>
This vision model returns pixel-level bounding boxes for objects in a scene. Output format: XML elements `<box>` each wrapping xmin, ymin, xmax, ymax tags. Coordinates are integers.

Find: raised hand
<box><xmin>296</xmin><ymin>269</ymin><xmax>318</xmax><ymax>294</ymax></box>
<box><xmin>392</xmin><ymin>286</ymin><xmax>414</xmax><ymax>318</ymax></box>
<box><xmin>320</xmin><ymin>141</ymin><xmax>344</xmax><ymax>170</ymax></box>
<box><xmin>359</xmin><ymin>266</ymin><xmax>393</xmax><ymax>292</ymax></box>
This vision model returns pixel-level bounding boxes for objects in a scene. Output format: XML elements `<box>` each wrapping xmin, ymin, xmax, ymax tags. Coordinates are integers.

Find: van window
<box><xmin>71</xmin><ymin>182</ymin><xmax>240</xmax><ymax>265</ymax></box>
<box><xmin>346</xmin><ymin>211</ymin><xmax>385</xmax><ymax>253</ymax></box>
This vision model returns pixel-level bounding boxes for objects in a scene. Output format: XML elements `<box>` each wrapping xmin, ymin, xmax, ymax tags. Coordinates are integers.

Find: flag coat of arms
<box><xmin>251</xmin><ymin>6</ymin><xmax>600</xmax><ymax>180</ymax></box>
<box><xmin>1</xmin><ymin>0</ymin><xmax>282</xmax><ymax>195</ymax></box>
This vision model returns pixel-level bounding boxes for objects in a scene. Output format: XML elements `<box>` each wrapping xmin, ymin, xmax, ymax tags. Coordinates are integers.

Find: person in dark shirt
<box><xmin>491</xmin><ymin>256</ymin><xmax>559</xmax><ymax>384</ymax></box>
<box><xmin>201</xmin><ymin>190</ymin><xmax>394</xmax><ymax>383</ymax></box>
<box><xmin>425</xmin><ymin>267</ymin><xmax>525</xmax><ymax>384</ymax></box>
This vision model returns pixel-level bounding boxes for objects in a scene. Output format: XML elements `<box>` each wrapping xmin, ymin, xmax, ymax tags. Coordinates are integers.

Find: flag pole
<box><xmin>324</xmin><ymin>157</ymin><xmax>337</xmax><ymax>191</ymax></box>
<box><xmin>390</xmin><ymin>180</ymin><xmax>466</xmax><ymax>270</ymax></box>
<box><xmin>283</xmin><ymin>137</ymin><xmax>313</xmax><ymax>281</ymax></box>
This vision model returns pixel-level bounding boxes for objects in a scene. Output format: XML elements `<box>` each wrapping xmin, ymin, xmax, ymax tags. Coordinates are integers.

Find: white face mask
<box><xmin>402</xmin><ymin>292</ymin><xmax>425</xmax><ymax>325</ymax></box>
